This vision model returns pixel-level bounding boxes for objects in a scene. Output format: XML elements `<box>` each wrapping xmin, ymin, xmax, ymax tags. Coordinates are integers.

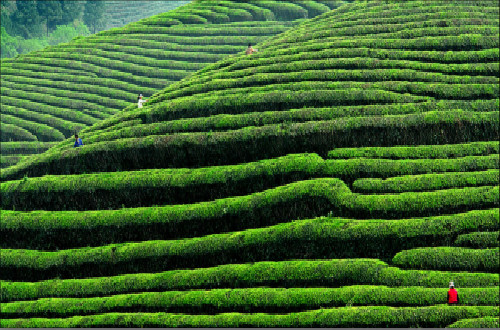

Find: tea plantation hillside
<box><xmin>1</xmin><ymin>0</ymin><xmax>499</xmax><ymax>328</ymax></box>
<box><xmin>103</xmin><ymin>1</ymin><xmax>191</xmax><ymax>30</ymax></box>
<box><xmin>0</xmin><ymin>0</ymin><xmax>344</xmax><ymax>168</ymax></box>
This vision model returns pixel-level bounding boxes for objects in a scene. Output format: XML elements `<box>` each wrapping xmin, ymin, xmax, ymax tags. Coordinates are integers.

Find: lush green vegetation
<box><xmin>1</xmin><ymin>0</ymin><xmax>498</xmax><ymax>327</ymax></box>
<box><xmin>3</xmin><ymin>306</ymin><xmax>498</xmax><ymax>328</ymax></box>
<box><xmin>447</xmin><ymin>317</ymin><xmax>500</xmax><ymax>328</ymax></box>
<box><xmin>454</xmin><ymin>231</ymin><xmax>499</xmax><ymax>248</ymax></box>
<box><xmin>1</xmin><ymin>0</ymin><xmax>340</xmax><ymax>167</ymax></box>
<box><xmin>2</xmin><ymin>286</ymin><xmax>497</xmax><ymax>318</ymax></box>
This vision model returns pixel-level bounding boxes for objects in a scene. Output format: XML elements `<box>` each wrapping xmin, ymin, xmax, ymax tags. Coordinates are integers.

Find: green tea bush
<box><xmin>1</xmin><ymin>124</ymin><xmax>37</xmax><ymax>142</ymax></box>
<box><xmin>0</xmin><ymin>114</ymin><xmax>65</xmax><ymax>142</ymax></box>
<box><xmin>392</xmin><ymin>247</ymin><xmax>500</xmax><ymax>271</ymax></box>
<box><xmin>454</xmin><ymin>231</ymin><xmax>499</xmax><ymax>248</ymax></box>
<box><xmin>2</xmin><ymin>259</ymin><xmax>498</xmax><ymax>302</ymax></box>
<box><xmin>3</xmin><ymin>111</ymin><xmax>497</xmax><ymax>180</ymax></box>
<box><xmin>352</xmin><ymin>170</ymin><xmax>499</xmax><ymax>193</ymax></box>
<box><xmin>447</xmin><ymin>317</ymin><xmax>500</xmax><ymax>328</ymax></box>
<box><xmin>0</xmin><ymin>142</ymin><xmax>58</xmax><ymax>155</ymax></box>
<box><xmin>2</xmin><ymin>306</ymin><xmax>499</xmax><ymax>328</ymax></box>
<box><xmin>2</xmin><ymin>153</ymin><xmax>498</xmax><ymax>211</ymax></box>
<box><xmin>328</xmin><ymin>141</ymin><xmax>499</xmax><ymax>159</ymax></box>
<box><xmin>1</xmin><ymin>208</ymin><xmax>498</xmax><ymax>279</ymax></box>
<box><xmin>2</xmin><ymin>286</ymin><xmax>497</xmax><ymax>318</ymax></box>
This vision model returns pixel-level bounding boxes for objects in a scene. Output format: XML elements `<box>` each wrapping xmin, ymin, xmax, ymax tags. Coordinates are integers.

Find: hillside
<box><xmin>1</xmin><ymin>0</ymin><xmax>499</xmax><ymax>328</ymax></box>
<box><xmin>0</xmin><ymin>0</ymin><xmax>343</xmax><ymax>167</ymax></box>
<box><xmin>103</xmin><ymin>1</ymin><xmax>191</xmax><ymax>30</ymax></box>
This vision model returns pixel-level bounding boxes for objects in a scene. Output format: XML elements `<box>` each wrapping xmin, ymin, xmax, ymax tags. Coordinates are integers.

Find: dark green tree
<box><xmin>11</xmin><ymin>0</ymin><xmax>41</xmax><ymax>38</ymax></box>
<box><xmin>60</xmin><ymin>1</ymin><xmax>85</xmax><ymax>25</ymax></box>
<box><xmin>37</xmin><ymin>0</ymin><xmax>64</xmax><ymax>37</ymax></box>
<box><xmin>83</xmin><ymin>0</ymin><xmax>106</xmax><ymax>33</ymax></box>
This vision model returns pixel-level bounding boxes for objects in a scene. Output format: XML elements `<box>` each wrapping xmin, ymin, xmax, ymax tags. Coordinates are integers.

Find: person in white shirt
<box><xmin>137</xmin><ymin>94</ymin><xmax>147</xmax><ymax>108</ymax></box>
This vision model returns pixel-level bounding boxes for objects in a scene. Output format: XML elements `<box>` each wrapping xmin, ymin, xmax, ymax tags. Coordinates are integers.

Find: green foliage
<box><xmin>352</xmin><ymin>170</ymin><xmax>499</xmax><ymax>193</ymax></box>
<box><xmin>2</xmin><ymin>259</ymin><xmax>498</xmax><ymax>302</ymax></box>
<box><xmin>3</xmin><ymin>110</ymin><xmax>498</xmax><ymax>180</ymax></box>
<box><xmin>1</xmin><ymin>209</ymin><xmax>498</xmax><ymax>279</ymax></box>
<box><xmin>83</xmin><ymin>0</ymin><xmax>105</xmax><ymax>34</ymax></box>
<box><xmin>392</xmin><ymin>247</ymin><xmax>500</xmax><ymax>272</ymax></box>
<box><xmin>47</xmin><ymin>22</ymin><xmax>90</xmax><ymax>46</ymax></box>
<box><xmin>3</xmin><ymin>306</ymin><xmax>498</xmax><ymax>328</ymax></box>
<box><xmin>2</xmin><ymin>152</ymin><xmax>498</xmax><ymax>211</ymax></box>
<box><xmin>0</xmin><ymin>0</ymin><xmax>499</xmax><ymax>325</ymax></box>
<box><xmin>454</xmin><ymin>231</ymin><xmax>499</xmax><ymax>248</ymax></box>
<box><xmin>447</xmin><ymin>317</ymin><xmax>500</xmax><ymax>328</ymax></box>
<box><xmin>1</xmin><ymin>22</ymin><xmax>91</xmax><ymax>59</ymax></box>
<box><xmin>328</xmin><ymin>141</ymin><xmax>499</xmax><ymax>159</ymax></box>
<box><xmin>0</xmin><ymin>142</ymin><xmax>58</xmax><ymax>155</ymax></box>
<box><xmin>1</xmin><ymin>176</ymin><xmax>498</xmax><ymax>249</ymax></box>
<box><xmin>0</xmin><ymin>124</ymin><xmax>37</xmax><ymax>142</ymax></box>
<box><xmin>2</xmin><ymin>286</ymin><xmax>498</xmax><ymax>318</ymax></box>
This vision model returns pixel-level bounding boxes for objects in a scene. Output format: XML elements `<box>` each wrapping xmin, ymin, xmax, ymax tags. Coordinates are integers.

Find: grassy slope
<box><xmin>1</xmin><ymin>0</ymin><xmax>499</xmax><ymax>328</ymax></box>
<box><xmin>0</xmin><ymin>0</ymin><xmax>342</xmax><ymax>167</ymax></box>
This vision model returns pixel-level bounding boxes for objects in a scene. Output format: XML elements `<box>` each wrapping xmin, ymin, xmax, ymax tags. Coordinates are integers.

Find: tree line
<box><xmin>1</xmin><ymin>0</ymin><xmax>106</xmax><ymax>39</ymax></box>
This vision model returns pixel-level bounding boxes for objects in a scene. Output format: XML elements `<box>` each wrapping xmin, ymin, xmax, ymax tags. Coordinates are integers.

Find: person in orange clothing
<box><xmin>245</xmin><ymin>43</ymin><xmax>258</xmax><ymax>55</ymax></box>
<box><xmin>448</xmin><ymin>281</ymin><xmax>459</xmax><ymax>305</ymax></box>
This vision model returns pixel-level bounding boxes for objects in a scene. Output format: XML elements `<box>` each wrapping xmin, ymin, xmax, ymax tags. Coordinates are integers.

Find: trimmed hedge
<box><xmin>1</xmin><ymin>208</ymin><xmax>498</xmax><ymax>280</ymax></box>
<box><xmin>447</xmin><ymin>317</ymin><xmax>500</xmax><ymax>328</ymax></box>
<box><xmin>2</xmin><ymin>286</ymin><xmax>498</xmax><ymax>318</ymax></box>
<box><xmin>328</xmin><ymin>141</ymin><xmax>499</xmax><ymax>159</ymax></box>
<box><xmin>2</xmin><ymin>111</ymin><xmax>497</xmax><ymax>180</ymax></box>
<box><xmin>2</xmin><ymin>259</ymin><xmax>498</xmax><ymax>302</ymax></box>
<box><xmin>1</xmin><ymin>124</ymin><xmax>37</xmax><ymax>142</ymax></box>
<box><xmin>4</xmin><ymin>152</ymin><xmax>498</xmax><ymax>211</ymax></box>
<box><xmin>454</xmin><ymin>231</ymin><xmax>499</xmax><ymax>248</ymax></box>
<box><xmin>2</xmin><ymin>306</ymin><xmax>499</xmax><ymax>328</ymax></box>
<box><xmin>1</xmin><ymin>156</ymin><xmax>28</xmax><ymax>169</ymax></box>
<box><xmin>1</xmin><ymin>106</ymin><xmax>83</xmax><ymax>138</ymax></box>
<box><xmin>352</xmin><ymin>170</ymin><xmax>499</xmax><ymax>193</ymax></box>
<box><xmin>0</xmin><ymin>142</ymin><xmax>58</xmax><ymax>156</ymax></box>
<box><xmin>392</xmin><ymin>247</ymin><xmax>500</xmax><ymax>272</ymax></box>
<box><xmin>0</xmin><ymin>114</ymin><xmax>65</xmax><ymax>142</ymax></box>
<box><xmin>1</xmin><ymin>177</ymin><xmax>497</xmax><ymax>249</ymax></box>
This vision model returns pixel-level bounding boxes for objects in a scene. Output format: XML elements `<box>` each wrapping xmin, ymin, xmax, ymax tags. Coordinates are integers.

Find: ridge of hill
<box><xmin>1</xmin><ymin>0</ymin><xmax>499</xmax><ymax>328</ymax></box>
<box><xmin>0</xmin><ymin>0</ymin><xmax>344</xmax><ymax>167</ymax></box>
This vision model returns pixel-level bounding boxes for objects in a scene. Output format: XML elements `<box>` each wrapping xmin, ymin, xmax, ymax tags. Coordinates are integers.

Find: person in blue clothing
<box><xmin>74</xmin><ymin>134</ymin><xmax>83</xmax><ymax>147</ymax></box>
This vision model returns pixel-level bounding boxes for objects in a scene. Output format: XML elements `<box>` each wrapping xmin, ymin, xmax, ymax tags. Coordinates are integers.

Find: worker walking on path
<box><xmin>246</xmin><ymin>43</ymin><xmax>258</xmax><ymax>55</ymax></box>
<box><xmin>137</xmin><ymin>94</ymin><xmax>147</xmax><ymax>108</ymax></box>
<box><xmin>448</xmin><ymin>282</ymin><xmax>459</xmax><ymax>305</ymax></box>
<box><xmin>73</xmin><ymin>134</ymin><xmax>83</xmax><ymax>148</ymax></box>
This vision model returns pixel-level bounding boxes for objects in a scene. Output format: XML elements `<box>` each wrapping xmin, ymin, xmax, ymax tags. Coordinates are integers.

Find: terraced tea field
<box><xmin>0</xmin><ymin>0</ymin><xmax>343</xmax><ymax>167</ymax></box>
<box><xmin>103</xmin><ymin>1</ymin><xmax>191</xmax><ymax>30</ymax></box>
<box><xmin>1</xmin><ymin>0</ymin><xmax>499</xmax><ymax>328</ymax></box>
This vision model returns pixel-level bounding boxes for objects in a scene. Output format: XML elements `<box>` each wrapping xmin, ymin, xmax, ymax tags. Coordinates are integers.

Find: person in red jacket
<box><xmin>448</xmin><ymin>282</ymin><xmax>459</xmax><ymax>305</ymax></box>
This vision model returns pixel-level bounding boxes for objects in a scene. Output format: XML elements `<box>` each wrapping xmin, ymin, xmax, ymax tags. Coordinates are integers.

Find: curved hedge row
<box><xmin>1</xmin><ymin>0</ymin><xmax>341</xmax><ymax>165</ymax></box>
<box><xmin>392</xmin><ymin>247</ymin><xmax>500</xmax><ymax>272</ymax></box>
<box><xmin>2</xmin><ymin>286</ymin><xmax>498</xmax><ymax>318</ymax></box>
<box><xmin>2</xmin><ymin>208</ymin><xmax>498</xmax><ymax>280</ymax></box>
<box><xmin>0</xmin><ymin>142</ymin><xmax>59</xmax><ymax>156</ymax></box>
<box><xmin>3</xmin><ymin>111</ymin><xmax>497</xmax><ymax>180</ymax></box>
<box><xmin>454</xmin><ymin>231</ymin><xmax>499</xmax><ymax>248</ymax></box>
<box><xmin>352</xmin><ymin>170</ymin><xmax>499</xmax><ymax>193</ymax></box>
<box><xmin>3</xmin><ymin>306</ymin><xmax>498</xmax><ymax>328</ymax></box>
<box><xmin>2</xmin><ymin>153</ymin><xmax>498</xmax><ymax>211</ymax></box>
<box><xmin>0</xmin><ymin>114</ymin><xmax>65</xmax><ymax>142</ymax></box>
<box><xmin>1</xmin><ymin>176</ymin><xmax>497</xmax><ymax>249</ymax></box>
<box><xmin>328</xmin><ymin>140</ymin><xmax>499</xmax><ymax>159</ymax></box>
<box><xmin>1</xmin><ymin>124</ymin><xmax>37</xmax><ymax>142</ymax></box>
<box><xmin>447</xmin><ymin>317</ymin><xmax>500</xmax><ymax>328</ymax></box>
<box><xmin>2</xmin><ymin>259</ymin><xmax>498</xmax><ymax>302</ymax></box>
